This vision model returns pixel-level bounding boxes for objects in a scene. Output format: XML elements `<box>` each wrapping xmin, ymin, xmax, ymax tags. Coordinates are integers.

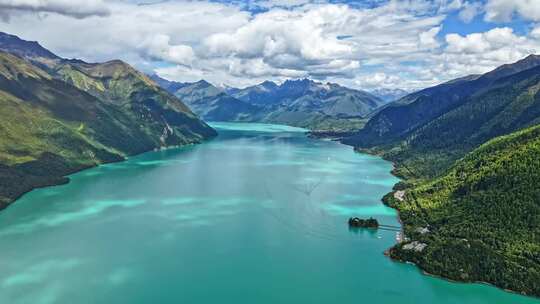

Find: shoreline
<box><xmin>383</xmin><ymin>189</ymin><xmax>540</xmax><ymax>300</ymax></box>
<box><xmin>392</xmin><ymin>256</ymin><xmax>539</xmax><ymax>300</ymax></box>
<box><xmin>348</xmin><ymin>146</ymin><xmax>540</xmax><ymax>300</ymax></box>
<box><xmin>0</xmin><ymin>136</ymin><xmax>216</xmax><ymax>212</ymax></box>
<box><xmin>1</xmin><ymin>123</ymin><xmax>331</xmax><ymax>211</ymax></box>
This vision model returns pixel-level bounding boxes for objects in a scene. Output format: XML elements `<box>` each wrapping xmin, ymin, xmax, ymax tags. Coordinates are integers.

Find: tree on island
<box><xmin>348</xmin><ymin>217</ymin><xmax>379</xmax><ymax>228</ymax></box>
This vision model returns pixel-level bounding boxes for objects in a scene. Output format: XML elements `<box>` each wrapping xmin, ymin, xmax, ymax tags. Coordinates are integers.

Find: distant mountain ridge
<box><xmin>153</xmin><ymin>75</ymin><xmax>388</xmax><ymax>130</ymax></box>
<box><xmin>0</xmin><ymin>32</ymin><xmax>215</xmax><ymax>209</ymax></box>
<box><xmin>370</xmin><ymin>88</ymin><xmax>409</xmax><ymax>103</ymax></box>
<box><xmin>150</xmin><ymin>74</ymin><xmax>191</xmax><ymax>93</ymax></box>
<box><xmin>231</xmin><ymin>78</ymin><xmax>385</xmax><ymax>117</ymax></box>
<box><xmin>150</xmin><ymin>76</ymin><xmax>262</xmax><ymax>122</ymax></box>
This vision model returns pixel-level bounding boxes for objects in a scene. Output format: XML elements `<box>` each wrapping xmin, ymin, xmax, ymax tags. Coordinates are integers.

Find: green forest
<box><xmin>385</xmin><ymin>124</ymin><xmax>540</xmax><ymax>296</ymax></box>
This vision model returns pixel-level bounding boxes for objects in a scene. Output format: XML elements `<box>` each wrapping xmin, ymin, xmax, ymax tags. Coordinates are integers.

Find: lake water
<box><xmin>0</xmin><ymin>122</ymin><xmax>537</xmax><ymax>304</ymax></box>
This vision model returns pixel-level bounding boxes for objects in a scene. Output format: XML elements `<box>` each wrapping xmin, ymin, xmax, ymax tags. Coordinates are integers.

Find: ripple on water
<box><xmin>2</xmin><ymin>258</ymin><xmax>83</xmax><ymax>288</ymax></box>
<box><xmin>0</xmin><ymin>199</ymin><xmax>146</xmax><ymax>236</ymax></box>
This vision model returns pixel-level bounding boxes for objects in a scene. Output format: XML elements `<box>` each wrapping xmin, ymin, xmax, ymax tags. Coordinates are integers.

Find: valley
<box><xmin>0</xmin><ymin>122</ymin><xmax>536</xmax><ymax>304</ymax></box>
<box><xmin>0</xmin><ymin>26</ymin><xmax>539</xmax><ymax>303</ymax></box>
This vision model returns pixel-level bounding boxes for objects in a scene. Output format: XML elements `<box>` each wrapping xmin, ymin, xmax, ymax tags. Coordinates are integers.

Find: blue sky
<box><xmin>1</xmin><ymin>0</ymin><xmax>539</xmax><ymax>90</ymax></box>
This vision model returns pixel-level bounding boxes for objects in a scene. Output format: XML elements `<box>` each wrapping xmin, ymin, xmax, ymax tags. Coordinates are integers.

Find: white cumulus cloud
<box><xmin>458</xmin><ymin>1</ymin><xmax>483</xmax><ymax>23</ymax></box>
<box><xmin>485</xmin><ymin>0</ymin><xmax>540</xmax><ymax>22</ymax></box>
<box><xmin>0</xmin><ymin>0</ymin><xmax>539</xmax><ymax>91</ymax></box>
<box><xmin>0</xmin><ymin>0</ymin><xmax>110</xmax><ymax>18</ymax></box>
<box><xmin>443</xmin><ymin>27</ymin><xmax>540</xmax><ymax>77</ymax></box>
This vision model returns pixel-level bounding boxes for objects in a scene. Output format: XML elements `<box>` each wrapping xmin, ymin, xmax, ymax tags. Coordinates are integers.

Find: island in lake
<box><xmin>348</xmin><ymin>217</ymin><xmax>379</xmax><ymax>228</ymax></box>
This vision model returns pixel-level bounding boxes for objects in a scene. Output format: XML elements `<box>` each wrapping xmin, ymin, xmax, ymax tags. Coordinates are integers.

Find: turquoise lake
<box><xmin>0</xmin><ymin>122</ymin><xmax>537</xmax><ymax>304</ymax></box>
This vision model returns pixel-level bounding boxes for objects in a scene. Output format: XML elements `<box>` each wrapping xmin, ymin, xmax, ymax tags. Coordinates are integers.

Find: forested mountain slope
<box><xmin>346</xmin><ymin>55</ymin><xmax>540</xmax><ymax>178</ymax></box>
<box><xmin>347</xmin><ymin>55</ymin><xmax>540</xmax><ymax>149</ymax></box>
<box><xmin>340</xmin><ymin>54</ymin><xmax>540</xmax><ymax>296</ymax></box>
<box><xmin>385</xmin><ymin>125</ymin><xmax>540</xmax><ymax>296</ymax></box>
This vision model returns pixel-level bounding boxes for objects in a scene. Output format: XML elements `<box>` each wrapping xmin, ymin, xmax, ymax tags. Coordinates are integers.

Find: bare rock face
<box><xmin>394</xmin><ymin>190</ymin><xmax>406</xmax><ymax>201</ymax></box>
<box><xmin>415</xmin><ymin>227</ymin><xmax>430</xmax><ymax>235</ymax></box>
<box><xmin>402</xmin><ymin>241</ymin><xmax>427</xmax><ymax>252</ymax></box>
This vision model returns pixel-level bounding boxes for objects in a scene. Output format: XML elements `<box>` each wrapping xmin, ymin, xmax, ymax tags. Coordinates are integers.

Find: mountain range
<box><xmin>151</xmin><ymin>75</ymin><xmax>388</xmax><ymax>130</ymax></box>
<box><xmin>151</xmin><ymin>77</ymin><xmax>261</xmax><ymax>122</ymax></box>
<box><xmin>0</xmin><ymin>30</ymin><xmax>539</xmax><ymax>297</ymax></box>
<box><xmin>0</xmin><ymin>32</ymin><xmax>215</xmax><ymax>209</ymax></box>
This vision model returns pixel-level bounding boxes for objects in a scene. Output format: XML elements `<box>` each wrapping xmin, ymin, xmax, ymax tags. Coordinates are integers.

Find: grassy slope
<box><xmin>384</xmin><ymin>125</ymin><xmax>540</xmax><ymax>296</ymax></box>
<box><xmin>56</xmin><ymin>60</ymin><xmax>216</xmax><ymax>145</ymax></box>
<box><xmin>0</xmin><ymin>51</ymin><xmax>215</xmax><ymax>208</ymax></box>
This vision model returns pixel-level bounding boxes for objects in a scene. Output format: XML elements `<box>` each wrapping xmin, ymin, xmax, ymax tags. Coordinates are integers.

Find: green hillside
<box><xmin>349</xmin><ymin>55</ymin><xmax>540</xmax><ymax>148</ymax></box>
<box><xmin>340</xmin><ymin>54</ymin><xmax>540</xmax><ymax>296</ymax></box>
<box><xmin>396</xmin><ymin>65</ymin><xmax>540</xmax><ymax>177</ymax></box>
<box><xmin>385</xmin><ymin>124</ymin><xmax>540</xmax><ymax>296</ymax></box>
<box><xmin>347</xmin><ymin>60</ymin><xmax>540</xmax><ymax>179</ymax></box>
<box><xmin>0</xmin><ymin>48</ymin><xmax>215</xmax><ymax>209</ymax></box>
<box><xmin>55</xmin><ymin>60</ymin><xmax>216</xmax><ymax>144</ymax></box>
